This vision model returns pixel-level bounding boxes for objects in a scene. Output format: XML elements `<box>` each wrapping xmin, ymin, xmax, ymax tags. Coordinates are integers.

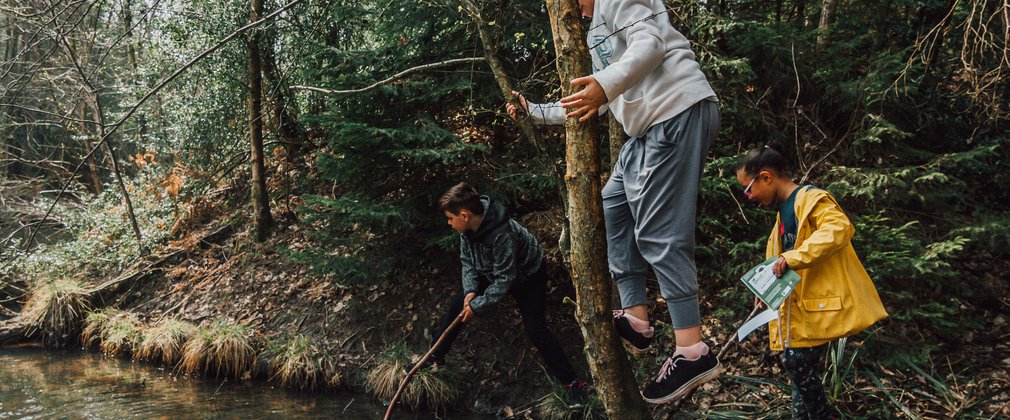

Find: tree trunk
<box><xmin>608</xmin><ymin>114</ymin><xmax>626</xmax><ymax>172</ymax></box>
<box><xmin>816</xmin><ymin>0</ymin><xmax>838</xmax><ymax>49</ymax></box>
<box><xmin>457</xmin><ymin>0</ymin><xmax>572</xmax><ymax>264</ymax></box>
<box><xmin>261</xmin><ymin>25</ymin><xmax>303</xmax><ymax>164</ymax></box>
<box><xmin>248</xmin><ymin>0</ymin><xmax>274</xmax><ymax>242</ymax></box>
<box><xmin>544</xmin><ymin>0</ymin><xmax>650</xmax><ymax>417</ymax></box>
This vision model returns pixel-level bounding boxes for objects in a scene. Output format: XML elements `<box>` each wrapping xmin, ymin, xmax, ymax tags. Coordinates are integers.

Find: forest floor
<box><xmin>94</xmin><ymin>200</ymin><xmax>1010</xmax><ymax>419</ymax></box>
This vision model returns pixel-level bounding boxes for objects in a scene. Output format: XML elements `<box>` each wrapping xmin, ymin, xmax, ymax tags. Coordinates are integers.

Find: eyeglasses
<box><xmin>743</xmin><ymin>177</ymin><xmax>756</xmax><ymax>199</ymax></box>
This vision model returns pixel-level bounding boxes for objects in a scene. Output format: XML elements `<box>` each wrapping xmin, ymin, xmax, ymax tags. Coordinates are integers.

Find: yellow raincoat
<box><xmin>766</xmin><ymin>186</ymin><xmax>888</xmax><ymax>350</ymax></box>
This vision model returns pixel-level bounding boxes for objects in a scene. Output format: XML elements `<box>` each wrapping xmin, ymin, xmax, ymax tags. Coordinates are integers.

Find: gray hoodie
<box><xmin>528</xmin><ymin>0</ymin><xmax>717</xmax><ymax>137</ymax></box>
<box><xmin>460</xmin><ymin>196</ymin><xmax>544</xmax><ymax>314</ymax></box>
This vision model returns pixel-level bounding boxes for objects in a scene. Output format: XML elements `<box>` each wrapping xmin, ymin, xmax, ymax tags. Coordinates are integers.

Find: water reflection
<box><xmin>0</xmin><ymin>347</ymin><xmax>487</xmax><ymax>419</ymax></box>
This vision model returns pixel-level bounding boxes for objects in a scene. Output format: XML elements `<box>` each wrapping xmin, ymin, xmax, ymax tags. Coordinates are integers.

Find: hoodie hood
<box><xmin>466</xmin><ymin>196</ymin><xmax>510</xmax><ymax>247</ymax></box>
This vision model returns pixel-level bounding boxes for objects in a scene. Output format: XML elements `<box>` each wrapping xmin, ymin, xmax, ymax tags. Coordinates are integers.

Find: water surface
<box><xmin>0</xmin><ymin>347</ymin><xmax>487</xmax><ymax>419</ymax></box>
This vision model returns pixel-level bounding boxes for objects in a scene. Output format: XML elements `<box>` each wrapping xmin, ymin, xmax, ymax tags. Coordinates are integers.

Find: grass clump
<box><xmin>179</xmin><ymin>319</ymin><xmax>255</xmax><ymax>379</ymax></box>
<box><xmin>135</xmin><ymin>318</ymin><xmax>196</xmax><ymax>364</ymax></box>
<box><xmin>22</xmin><ymin>278</ymin><xmax>91</xmax><ymax>347</ymax></box>
<box><xmin>80</xmin><ymin>309</ymin><xmax>143</xmax><ymax>355</ymax></box>
<box><xmin>366</xmin><ymin>343</ymin><xmax>460</xmax><ymax>411</ymax></box>
<box><xmin>268</xmin><ymin>334</ymin><xmax>341</xmax><ymax>390</ymax></box>
<box><xmin>537</xmin><ymin>381</ymin><xmax>604</xmax><ymax>420</ymax></box>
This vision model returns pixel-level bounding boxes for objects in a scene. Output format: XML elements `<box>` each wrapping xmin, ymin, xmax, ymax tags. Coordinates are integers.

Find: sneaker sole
<box><xmin>641</xmin><ymin>362</ymin><xmax>723</xmax><ymax>405</ymax></box>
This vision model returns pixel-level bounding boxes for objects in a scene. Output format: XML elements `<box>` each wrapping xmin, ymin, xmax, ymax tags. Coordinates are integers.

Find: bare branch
<box><xmin>292</xmin><ymin>57</ymin><xmax>486</xmax><ymax>95</ymax></box>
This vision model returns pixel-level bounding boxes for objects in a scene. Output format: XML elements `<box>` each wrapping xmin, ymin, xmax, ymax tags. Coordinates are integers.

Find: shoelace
<box><xmin>655</xmin><ymin>356</ymin><xmax>682</xmax><ymax>382</ymax></box>
<box><xmin>612</xmin><ymin>309</ymin><xmax>625</xmax><ymax>319</ymax></box>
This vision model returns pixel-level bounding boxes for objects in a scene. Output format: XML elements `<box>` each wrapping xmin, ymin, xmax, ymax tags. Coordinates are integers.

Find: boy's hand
<box><xmin>464</xmin><ymin>292</ymin><xmax>477</xmax><ymax>306</ymax></box>
<box><xmin>461</xmin><ymin>305</ymin><xmax>475</xmax><ymax>323</ymax></box>
<box><xmin>506</xmin><ymin>91</ymin><xmax>529</xmax><ymax>121</ymax></box>
<box><xmin>772</xmin><ymin>256</ymin><xmax>789</xmax><ymax>277</ymax></box>
<box><xmin>560</xmin><ymin>76</ymin><xmax>606</xmax><ymax>122</ymax></box>
<box><xmin>754</xmin><ymin>296</ymin><xmax>765</xmax><ymax>311</ymax></box>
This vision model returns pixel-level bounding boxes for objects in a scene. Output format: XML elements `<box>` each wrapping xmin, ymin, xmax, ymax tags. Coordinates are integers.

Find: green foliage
<box><xmin>10</xmin><ymin>165</ymin><xmax>176</xmax><ymax>286</ymax></box>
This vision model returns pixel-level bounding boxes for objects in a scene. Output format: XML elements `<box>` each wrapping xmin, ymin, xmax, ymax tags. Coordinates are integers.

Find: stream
<box><xmin>0</xmin><ymin>347</ymin><xmax>491</xmax><ymax>419</ymax></box>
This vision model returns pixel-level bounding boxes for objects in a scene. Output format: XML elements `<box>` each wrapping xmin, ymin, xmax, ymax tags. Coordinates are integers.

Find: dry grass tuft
<box><xmin>366</xmin><ymin>344</ymin><xmax>460</xmax><ymax>411</ymax></box>
<box><xmin>97</xmin><ymin>311</ymin><xmax>143</xmax><ymax>355</ymax></box>
<box><xmin>536</xmin><ymin>382</ymin><xmax>604</xmax><ymax>420</ymax></box>
<box><xmin>269</xmin><ymin>335</ymin><xmax>340</xmax><ymax>390</ymax></box>
<box><xmin>22</xmin><ymin>278</ymin><xmax>91</xmax><ymax>346</ymax></box>
<box><xmin>82</xmin><ymin>309</ymin><xmax>145</xmax><ymax>355</ymax></box>
<box><xmin>135</xmin><ymin>318</ymin><xmax>196</xmax><ymax>364</ymax></box>
<box><xmin>179</xmin><ymin>319</ymin><xmax>255</xmax><ymax>378</ymax></box>
<box><xmin>81</xmin><ymin>310</ymin><xmax>113</xmax><ymax>348</ymax></box>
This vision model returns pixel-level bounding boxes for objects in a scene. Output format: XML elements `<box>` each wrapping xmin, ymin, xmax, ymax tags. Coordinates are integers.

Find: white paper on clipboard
<box><xmin>737</xmin><ymin>308</ymin><xmax>780</xmax><ymax>342</ymax></box>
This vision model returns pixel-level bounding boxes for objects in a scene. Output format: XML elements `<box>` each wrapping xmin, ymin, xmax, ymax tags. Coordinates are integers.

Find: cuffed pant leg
<box><xmin>622</xmin><ymin>101</ymin><xmax>719</xmax><ymax>329</ymax></box>
<box><xmin>603</xmin><ymin>140</ymin><xmax>650</xmax><ymax>309</ymax></box>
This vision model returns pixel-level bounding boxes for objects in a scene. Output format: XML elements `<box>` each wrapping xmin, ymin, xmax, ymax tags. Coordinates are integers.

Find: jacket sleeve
<box><xmin>527</xmin><ymin>100</ymin><xmax>567</xmax><ymax>126</ymax></box>
<box><xmin>526</xmin><ymin>100</ymin><xmax>609</xmax><ymax>125</ymax></box>
<box><xmin>781</xmin><ymin>195</ymin><xmax>855</xmax><ymax>270</ymax></box>
<box><xmin>467</xmin><ymin>233</ymin><xmax>518</xmax><ymax>314</ymax></box>
<box><xmin>460</xmin><ymin>236</ymin><xmax>480</xmax><ymax>295</ymax></box>
<box><xmin>592</xmin><ymin>0</ymin><xmax>667</xmax><ymax>101</ymax></box>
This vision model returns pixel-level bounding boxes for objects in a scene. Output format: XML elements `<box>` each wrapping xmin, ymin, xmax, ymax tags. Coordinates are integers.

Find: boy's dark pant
<box><xmin>782</xmin><ymin>344</ymin><xmax>834</xmax><ymax>420</ymax></box>
<box><xmin>429</xmin><ymin>265</ymin><xmax>577</xmax><ymax>384</ymax></box>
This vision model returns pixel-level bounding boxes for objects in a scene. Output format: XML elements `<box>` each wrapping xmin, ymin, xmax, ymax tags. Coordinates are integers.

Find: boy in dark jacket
<box><xmin>428</xmin><ymin>182</ymin><xmax>585</xmax><ymax>400</ymax></box>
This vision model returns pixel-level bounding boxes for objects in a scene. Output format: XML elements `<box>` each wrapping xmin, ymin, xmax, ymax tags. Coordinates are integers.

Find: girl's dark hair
<box><xmin>439</xmin><ymin>182</ymin><xmax>484</xmax><ymax>215</ymax></box>
<box><xmin>738</xmin><ymin>147</ymin><xmax>791</xmax><ymax>178</ymax></box>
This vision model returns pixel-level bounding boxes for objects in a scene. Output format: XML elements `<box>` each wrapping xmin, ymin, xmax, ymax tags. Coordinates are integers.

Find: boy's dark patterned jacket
<box><xmin>460</xmin><ymin>196</ymin><xmax>544</xmax><ymax>314</ymax></box>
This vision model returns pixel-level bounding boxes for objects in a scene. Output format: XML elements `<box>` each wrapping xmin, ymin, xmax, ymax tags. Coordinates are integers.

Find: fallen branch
<box><xmin>292</xmin><ymin>57</ymin><xmax>485</xmax><ymax>95</ymax></box>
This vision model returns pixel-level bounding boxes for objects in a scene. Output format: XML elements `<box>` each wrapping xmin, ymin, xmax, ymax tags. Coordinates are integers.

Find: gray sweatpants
<box><xmin>602</xmin><ymin>100</ymin><xmax>719</xmax><ymax>329</ymax></box>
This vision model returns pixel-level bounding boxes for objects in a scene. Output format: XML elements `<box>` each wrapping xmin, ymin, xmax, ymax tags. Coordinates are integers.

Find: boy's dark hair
<box><xmin>739</xmin><ymin>147</ymin><xmax>791</xmax><ymax>178</ymax></box>
<box><xmin>439</xmin><ymin>182</ymin><xmax>484</xmax><ymax>215</ymax></box>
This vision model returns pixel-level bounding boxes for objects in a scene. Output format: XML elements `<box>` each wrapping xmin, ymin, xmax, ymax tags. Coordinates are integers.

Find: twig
<box><xmin>726</xmin><ymin>185</ymin><xmax>750</xmax><ymax>224</ymax></box>
<box><xmin>717</xmin><ymin>305</ymin><xmax>762</xmax><ymax>361</ymax></box>
<box><xmin>210</xmin><ymin>378</ymin><xmax>228</xmax><ymax>399</ymax></box>
<box><xmin>292</xmin><ymin>57</ymin><xmax>485</xmax><ymax>95</ymax></box>
<box><xmin>384</xmin><ymin>311</ymin><xmax>464</xmax><ymax>420</ymax></box>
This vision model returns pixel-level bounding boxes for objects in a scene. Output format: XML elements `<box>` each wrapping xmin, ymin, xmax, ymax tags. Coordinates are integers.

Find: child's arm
<box><xmin>507</xmin><ymin>91</ymin><xmax>608</xmax><ymax>126</ymax></box>
<box><xmin>460</xmin><ymin>237</ymin><xmax>480</xmax><ymax>296</ymax></box>
<box><xmin>780</xmin><ymin>195</ymin><xmax>855</xmax><ymax>270</ymax></box>
<box><xmin>591</xmin><ymin>0</ymin><xmax>667</xmax><ymax>105</ymax></box>
<box><xmin>466</xmin><ymin>234</ymin><xmax>519</xmax><ymax>315</ymax></box>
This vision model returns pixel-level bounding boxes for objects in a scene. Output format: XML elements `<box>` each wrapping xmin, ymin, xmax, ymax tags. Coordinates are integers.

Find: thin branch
<box><xmin>292</xmin><ymin>57</ymin><xmax>485</xmax><ymax>95</ymax></box>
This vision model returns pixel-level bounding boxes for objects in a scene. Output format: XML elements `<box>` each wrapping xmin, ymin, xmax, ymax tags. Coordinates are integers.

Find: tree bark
<box><xmin>261</xmin><ymin>24</ymin><xmax>303</xmax><ymax>164</ymax></box>
<box><xmin>816</xmin><ymin>0</ymin><xmax>838</xmax><ymax>49</ymax></box>
<box><xmin>457</xmin><ymin>0</ymin><xmax>572</xmax><ymax>264</ymax></box>
<box><xmin>608</xmin><ymin>113</ymin><xmax>626</xmax><ymax>172</ymax></box>
<box><xmin>544</xmin><ymin>0</ymin><xmax>650</xmax><ymax>417</ymax></box>
<box><xmin>248</xmin><ymin>0</ymin><xmax>274</xmax><ymax>242</ymax></box>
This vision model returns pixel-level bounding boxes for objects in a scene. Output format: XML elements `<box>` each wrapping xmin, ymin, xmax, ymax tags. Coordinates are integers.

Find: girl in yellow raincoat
<box><xmin>736</xmin><ymin>147</ymin><xmax>887</xmax><ymax>419</ymax></box>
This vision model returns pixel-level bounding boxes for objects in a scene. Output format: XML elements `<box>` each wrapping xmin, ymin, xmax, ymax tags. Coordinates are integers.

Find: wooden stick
<box><xmin>383</xmin><ymin>310</ymin><xmax>465</xmax><ymax>420</ymax></box>
<box><xmin>717</xmin><ymin>305</ymin><xmax>762</xmax><ymax>361</ymax></box>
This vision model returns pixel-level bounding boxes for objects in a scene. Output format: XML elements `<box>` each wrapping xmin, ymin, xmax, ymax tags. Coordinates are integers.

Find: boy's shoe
<box><xmin>564</xmin><ymin>380</ymin><xmax>588</xmax><ymax>405</ymax></box>
<box><xmin>641</xmin><ymin>352</ymin><xmax>721</xmax><ymax>404</ymax></box>
<box><xmin>613</xmin><ymin>310</ymin><xmax>654</xmax><ymax>352</ymax></box>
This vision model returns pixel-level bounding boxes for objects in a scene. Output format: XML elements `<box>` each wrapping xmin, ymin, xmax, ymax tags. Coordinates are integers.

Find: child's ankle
<box><xmin>674</xmin><ymin>341</ymin><xmax>709</xmax><ymax>360</ymax></box>
<box><xmin>622</xmin><ymin>312</ymin><xmax>654</xmax><ymax>337</ymax></box>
